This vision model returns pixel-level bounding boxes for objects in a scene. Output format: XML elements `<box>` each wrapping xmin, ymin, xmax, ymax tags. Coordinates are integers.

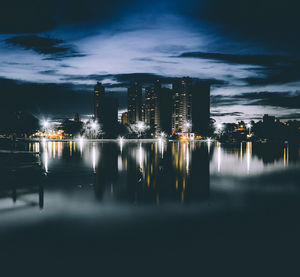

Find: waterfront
<box><xmin>1</xmin><ymin>140</ymin><xmax>300</xmax><ymax>273</ymax></box>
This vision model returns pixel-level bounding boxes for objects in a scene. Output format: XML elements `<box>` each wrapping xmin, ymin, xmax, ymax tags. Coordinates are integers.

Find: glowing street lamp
<box><xmin>91</xmin><ymin>122</ymin><xmax>98</xmax><ymax>130</ymax></box>
<box><xmin>90</xmin><ymin>121</ymin><xmax>98</xmax><ymax>139</ymax></box>
<box><xmin>136</xmin><ymin>121</ymin><xmax>145</xmax><ymax>138</ymax></box>
<box><xmin>185</xmin><ymin>121</ymin><xmax>191</xmax><ymax>139</ymax></box>
<box><xmin>42</xmin><ymin>120</ymin><xmax>50</xmax><ymax>130</ymax></box>
<box><xmin>216</xmin><ymin>123</ymin><xmax>223</xmax><ymax>140</ymax></box>
<box><xmin>217</xmin><ymin>123</ymin><xmax>223</xmax><ymax>131</ymax></box>
<box><xmin>247</xmin><ymin>123</ymin><xmax>252</xmax><ymax>136</ymax></box>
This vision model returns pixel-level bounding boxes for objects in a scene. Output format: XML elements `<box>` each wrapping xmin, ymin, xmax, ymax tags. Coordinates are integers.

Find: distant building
<box><xmin>263</xmin><ymin>114</ymin><xmax>275</xmax><ymax>125</ymax></box>
<box><xmin>128</xmin><ymin>82</ymin><xmax>142</xmax><ymax>124</ymax></box>
<box><xmin>74</xmin><ymin>113</ymin><xmax>80</xmax><ymax>122</ymax></box>
<box><xmin>94</xmin><ymin>82</ymin><xmax>105</xmax><ymax>122</ymax></box>
<box><xmin>121</xmin><ymin>112</ymin><xmax>129</xmax><ymax>125</ymax></box>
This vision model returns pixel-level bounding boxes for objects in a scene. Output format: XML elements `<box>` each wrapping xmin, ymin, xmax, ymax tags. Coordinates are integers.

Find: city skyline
<box><xmin>93</xmin><ymin>77</ymin><xmax>210</xmax><ymax>137</ymax></box>
<box><xmin>0</xmin><ymin>0</ymin><xmax>299</xmax><ymax>123</ymax></box>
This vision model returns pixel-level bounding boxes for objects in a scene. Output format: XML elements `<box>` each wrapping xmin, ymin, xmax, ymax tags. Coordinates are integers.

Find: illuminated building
<box><xmin>172</xmin><ymin>77</ymin><xmax>210</xmax><ymax>136</ymax></box>
<box><xmin>94</xmin><ymin>82</ymin><xmax>105</xmax><ymax>122</ymax></box>
<box><xmin>128</xmin><ymin>82</ymin><xmax>142</xmax><ymax>124</ymax></box>
<box><xmin>121</xmin><ymin>112</ymin><xmax>129</xmax><ymax>125</ymax></box>
<box><xmin>172</xmin><ymin>77</ymin><xmax>193</xmax><ymax>133</ymax></box>
<box><xmin>144</xmin><ymin>86</ymin><xmax>156</xmax><ymax>132</ymax></box>
<box><xmin>142</xmin><ymin>80</ymin><xmax>172</xmax><ymax>135</ymax></box>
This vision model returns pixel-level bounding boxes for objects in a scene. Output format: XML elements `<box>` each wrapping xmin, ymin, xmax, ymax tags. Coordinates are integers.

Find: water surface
<box><xmin>1</xmin><ymin>140</ymin><xmax>300</xmax><ymax>265</ymax></box>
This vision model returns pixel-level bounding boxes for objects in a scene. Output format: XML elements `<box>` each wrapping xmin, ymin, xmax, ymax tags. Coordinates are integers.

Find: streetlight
<box><xmin>42</xmin><ymin>120</ymin><xmax>49</xmax><ymax>129</ymax></box>
<box><xmin>136</xmin><ymin>121</ymin><xmax>145</xmax><ymax>138</ymax></box>
<box><xmin>216</xmin><ymin>123</ymin><xmax>223</xmax><ymax>140</ymax></box>
<box><xmin>185</xmin><ymin>121</ymin><xmax>191</xmax><ymax>139</ymax></box>
<box><xmin>91</xmin><ymin>121</ymin><xmax>98</xmax><ymax>139</ymax></box>
<box><xmin>247</xmin><ymin>123</ymin><xmax>252</xmax><ymax>136</ymax></box>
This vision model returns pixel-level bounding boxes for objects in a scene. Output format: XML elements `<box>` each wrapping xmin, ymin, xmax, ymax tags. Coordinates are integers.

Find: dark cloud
<box><xmin>179</xmin><ymin>51</ymin><xmax>300</xmax><ymax>85</ymax></box>
<box><xmin>244</xmin><ymin>63</ymin><xmax>300</xmax><ymax>85</ymax></box>
<box><xmin>0</xmin><ymin>0</ymin><xmax>136</xmax><ymax>33</ymax></box>
<box><xmin>191</xmin><ymin>0</ymin><xmax>300</xmax><ymax>53</ymax></box>
<box><xmin>62</xmin><ymin>73</ymin><xmax>226</xmax><ymax>87</ymax></box>
<box><xmin>211</xmin><ymin>112</ymin><xmax>243</xmax><ymax>117</ymax></box>
<box><xmin>5</xmin><ymin>36</ymin><xmax>85</xmax><ymax>59</ymax></box>
<box><xmin>211</xmin><ymin>95</ymin><xmax>243</xmax><ymax>107</ymax></box>
<box><xmin>212</xmin><ymin>91</ymin><xmax>300</xmax><ymax>110</ymax></box>
<box><xmin>236</xmin><ymin>91</ymin><xmax>300</xmax><ymax>109</ymax></box>
<box><xmin>178</xmin><ymin>52</ymin><xmax>296</xmax><ymax>66</ymax></box>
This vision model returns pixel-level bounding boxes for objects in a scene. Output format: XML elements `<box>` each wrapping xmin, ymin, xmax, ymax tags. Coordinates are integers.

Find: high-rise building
<box><xmin>127</xmin><ymin>82</ymin><xmax>142</xmax><ymax>124</ymax></box>
<box><xmin>191</xmin><ymin>82</ymin><xmax>210</xmax><ymax>136</ymax></box>
<box><xmin>172</xmin><ymin>78</ymin><xmax>210</xmax><ymax>136</ymax></box>
<box><xmin>94</xmin><ymin>82</ymin><xmax>105</xmax><ymax>122</ymax></box>
<box><xmin>172</xmin><ymin>77</ymin><xmax>193</xmax><ymax>133</ymax></box>
<box><xmin>143</xmin><ymin>80</ymin><xmax>163</xmax><ymax>135</ymax></box>
<box><xmin>144</xmin><ymin>86</ymin><xmax>156</xmax><ymax>132</ymax></box>
<box><xmin>102</xmin><ymin>96</ymin><xmax>119</xmax><ymax>137</ymax></box>
<box><xmin>157</xmin><ymin>88</ymin><xmax>172</xmax><ymax>135</ymax></box>
<box><xmin>94</xmin><ymin>82</ymin><xmax>119</xmax><ymax>137</ymax></box>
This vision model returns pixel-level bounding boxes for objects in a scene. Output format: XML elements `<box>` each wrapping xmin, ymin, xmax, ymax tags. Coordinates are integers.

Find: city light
<box><xmin>119</xmin><ymin>136</ymin><xmax>124</xmax><ymax>152</ymax></box>
<box><xmin>185</xmin><ymin>122</ymin><xmax>191</xmax><ymax>129</ymax></box>
<box><xmin>207</xmin><ymin>137</ymin><xmax>211</xmax><ymax>153</ymax></box>
<box><xmin>76</xmin><ymin>136</ymin><xmax>85</xmax><ymax>154</ymax></box>
<box><xmin>137</xmin><ymin>121</ymin><xmax>145</xmax><ymax>131</ymax></box>
<box><xmin>136</xmin><ymin>121</ymin><xmax>146</xmax><ymax>138</ymax></box>
<box><xmin>216</xmin><ymin>123</ymin><xmax>223</xmax><ymax>130</ymax></box>
<box><xmin>42</xmin><ymin>120</ymin><xmax>50</xmax><ymax>129</ymax></box>
<box><xmin>91</xmin><ymin>121</ymin><xmax>98</xmax><ymax>130</ymax></box>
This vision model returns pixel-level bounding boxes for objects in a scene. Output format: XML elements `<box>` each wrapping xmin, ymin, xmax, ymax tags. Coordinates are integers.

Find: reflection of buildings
<box><xmin>0</xmin><ymin>152</ymin><xmax>44</xmax><ymax>210</ymax></box>
<box><xmin>92</xmin><ymin>141</ymin><xmax>210</xmax><ymax>204</ymax></box>
<box><xmin>94</xmin><ymin>143</ymin><xmax>119</xmax><ymax>200</ymax></box>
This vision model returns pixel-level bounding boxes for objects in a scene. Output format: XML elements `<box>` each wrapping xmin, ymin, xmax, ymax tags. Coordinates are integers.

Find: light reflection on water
<box><xmin>1</xmin><ymin>140</ymin><xmax>299</xmax><ymax>211</ymax></box>
<box><xmin>31</xmin><ymin>140</ymin><xmax>300</xmax><ymax>178</ymax></box>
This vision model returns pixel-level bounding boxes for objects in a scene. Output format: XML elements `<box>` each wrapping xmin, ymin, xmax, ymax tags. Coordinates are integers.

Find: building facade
<box><xmin>94</xmin><ymin>82</ymin><xmax>105</xmax><ymax>122</ymax></box>
<box><xmin>172</xmin><ymin>77</ymin><xmax>193</xmax><ymax>133</ymax></box>
<box><xmin>127</xmin><ymin>82</ymin><xmax>142</xmax><ymax>124</ymax></box>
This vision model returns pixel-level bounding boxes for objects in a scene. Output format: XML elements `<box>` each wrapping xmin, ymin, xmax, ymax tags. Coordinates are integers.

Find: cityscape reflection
<box><xmin>18</xmin><ymin>140</ymin><xmax>300</xmax><ymax>205</ymax></box>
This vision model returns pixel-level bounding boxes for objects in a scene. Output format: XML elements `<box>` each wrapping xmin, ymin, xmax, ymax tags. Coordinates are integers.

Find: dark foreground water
<box><xmin>0</xmin><ymin>140</ymin><xmax>300</xmax><ymax>275</ymax></box>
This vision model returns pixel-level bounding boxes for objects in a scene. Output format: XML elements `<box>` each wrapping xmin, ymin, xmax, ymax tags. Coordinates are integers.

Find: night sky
<box><xmin>1</xmin><ymin>0</ymin><xmax>299</xmax><ymax>122</ymax></box>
